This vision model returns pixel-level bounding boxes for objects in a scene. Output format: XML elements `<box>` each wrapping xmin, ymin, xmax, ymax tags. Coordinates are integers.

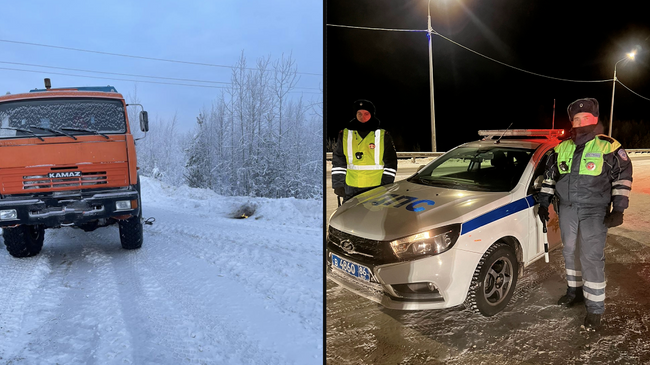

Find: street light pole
<box><xmin>427</xmin><ymin>0</ymin><xmax>437</xmax><ymax>152</ymax></box>
<box><xmin>608</xmin><ymin>52</ymin><xmax>635</xmax><ymax>137</ymax></box>
<box><xmin>608</xmin><ymin>59</ymin><xmax>623</xmax><ymax>137</ymax></box>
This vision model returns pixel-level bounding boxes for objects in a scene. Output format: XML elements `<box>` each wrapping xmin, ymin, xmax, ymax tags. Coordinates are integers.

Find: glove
<box><xmin>334</xmin><ymin>187</ymin><xmax>346</xmax><ymax>197</ymax></box>
<box><xmin>538</xmin><ymin>205</ymin><xmax>549</xmax><ymax>224</ymax></box>
<box><xmin>604</xmin><ymin>210</ymin><xmax>624</xmax><ymax>228</ymax></box>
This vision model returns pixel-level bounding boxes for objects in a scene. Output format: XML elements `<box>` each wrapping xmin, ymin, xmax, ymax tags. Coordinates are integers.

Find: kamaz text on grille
<box><xmin>48</xmin><ymin>171</ymin><xmax>82</xmax><ymax>178</ymax></box>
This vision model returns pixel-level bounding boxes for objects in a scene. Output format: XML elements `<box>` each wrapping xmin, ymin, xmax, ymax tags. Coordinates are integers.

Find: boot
<box><xmin>584</xmin><ymin>312</ymin><xmax>602</xmax><ymax>330</ymax></box>
<box><xmin>557</xmin><ymin>287</ymin><xmax>584</xmax><ymax>307</ymax></box>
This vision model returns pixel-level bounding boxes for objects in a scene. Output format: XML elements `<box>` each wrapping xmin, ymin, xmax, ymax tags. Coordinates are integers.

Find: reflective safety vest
<box><xmin>555</xmin><ymin>136</ymin><xmax>621</xmax><ymax>176</ymax></box>
<box><xmin>342</xmin><ymin>128</ymin><xmax>385</xmax><ymax>188</ymax></box>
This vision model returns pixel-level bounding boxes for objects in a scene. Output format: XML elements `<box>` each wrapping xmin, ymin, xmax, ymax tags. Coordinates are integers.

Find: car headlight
<box><xmin>390</xmin><ymin>224</ymin><xmax>461</xmax><ymax>260</ymax></box>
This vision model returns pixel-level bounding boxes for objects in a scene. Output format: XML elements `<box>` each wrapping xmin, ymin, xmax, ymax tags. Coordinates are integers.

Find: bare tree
<box><xmin>146</xmin><ymin>51</ymin><xmax>323</xmax><ymax>199</ymax></box>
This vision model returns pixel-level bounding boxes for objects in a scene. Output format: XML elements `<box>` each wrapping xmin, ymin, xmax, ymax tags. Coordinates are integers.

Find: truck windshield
<box><xmin>0</xmin><ymin>98</ymin><xmax>126</xmax><ymax>139</ymax></box>
<box><xmin>409</xmin><ymin>146</ymin><xmax>534</xmax><ymax>192</ymax></box>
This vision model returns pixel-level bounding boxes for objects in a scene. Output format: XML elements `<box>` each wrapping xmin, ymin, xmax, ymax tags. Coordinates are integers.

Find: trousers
<box><xmin>558</xmin><ymin>204</ymin><xmax>608</xmax><ymax>314</ymax></box>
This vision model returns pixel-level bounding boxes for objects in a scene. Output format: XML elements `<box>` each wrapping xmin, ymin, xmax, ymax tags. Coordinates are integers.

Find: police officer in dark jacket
<box><xmin>332</xmin><ymin>99</ymin><xmax>398</xmax><ymax>203</ymax></box>
<box><xmin>538</xmin><ymin>98</ymin><xmax>633</xmax><ymax>331</ymax></box>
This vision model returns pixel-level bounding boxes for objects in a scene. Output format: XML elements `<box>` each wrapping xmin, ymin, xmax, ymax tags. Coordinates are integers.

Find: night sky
<box><xmin>325</xmin><ymin>1</ymin><xmax>650</xmax><ymax>152</ymax></box>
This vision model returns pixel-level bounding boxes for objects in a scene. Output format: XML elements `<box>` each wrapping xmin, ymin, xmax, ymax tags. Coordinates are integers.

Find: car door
<box><xmin>525</xmin><ymin>147</ymin><xmax>562</xmax><ymax>263</ymax></box>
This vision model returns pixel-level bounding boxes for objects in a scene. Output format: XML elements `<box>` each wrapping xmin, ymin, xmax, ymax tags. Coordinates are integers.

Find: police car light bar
<box><xmin>478</xmin><ymin>129</ymin><xmax>565</xmax><ymax>140</ymax></box>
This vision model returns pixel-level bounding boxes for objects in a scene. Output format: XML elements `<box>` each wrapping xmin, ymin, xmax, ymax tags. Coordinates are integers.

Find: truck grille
<box><xmin>23</xmin><ymin>171</ymin><xmax>108</xmax><ymax>190</ymax></box>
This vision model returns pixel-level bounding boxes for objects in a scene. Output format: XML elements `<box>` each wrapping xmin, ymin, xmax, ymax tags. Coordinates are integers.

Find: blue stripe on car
<box><xmin>461</xmin><ymin>195</ymin><xmax>536</xmax><ymax>235</ymax></box>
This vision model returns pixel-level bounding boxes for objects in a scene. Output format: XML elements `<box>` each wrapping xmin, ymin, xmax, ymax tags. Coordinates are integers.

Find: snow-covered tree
<box><xmin>133</xmin><ymin>52</ymin><xmax>322</xmax><ymax>200</ymax></box>
<box><xmin>185</xmin><ymin>112</ymin><xmax>212</xmax><ymax>188</ymax></box>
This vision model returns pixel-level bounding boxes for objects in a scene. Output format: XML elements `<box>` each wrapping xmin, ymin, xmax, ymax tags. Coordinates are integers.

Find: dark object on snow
<box><xmin>232</xmin><ymin>203</ymin><xmax>256</xmax><ymax>219</ymax></box>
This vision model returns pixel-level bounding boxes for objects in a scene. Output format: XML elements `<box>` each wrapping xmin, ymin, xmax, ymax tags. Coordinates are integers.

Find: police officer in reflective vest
<box><xmin>332</xmin><ymin>99</ymin><xmax>398</xmax><ymax>203</ymax></box>
<box><xmin>538</xmin><ymin>97</ymin><xmax>633</xmax><ymax>331</ymax></box>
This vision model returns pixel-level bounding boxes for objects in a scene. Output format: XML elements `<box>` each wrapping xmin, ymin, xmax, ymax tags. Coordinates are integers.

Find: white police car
<box><xmin>327</xmin><ymin>129</ymin><xmax>564</xmax><ymax>316</ymax></box>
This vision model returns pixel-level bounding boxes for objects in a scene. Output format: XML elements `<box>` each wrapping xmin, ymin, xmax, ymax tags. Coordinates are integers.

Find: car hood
<box><xmin>329</xmin><ymin>180</ymin><xmax>510</xmax><ymax>241</ymax></box>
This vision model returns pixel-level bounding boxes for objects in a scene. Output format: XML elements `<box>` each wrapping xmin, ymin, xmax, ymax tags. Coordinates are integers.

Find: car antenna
<box><xmin>495</xmin><ymin>123</ymin><xmax>513</xmax><ymax>144</ymax></box>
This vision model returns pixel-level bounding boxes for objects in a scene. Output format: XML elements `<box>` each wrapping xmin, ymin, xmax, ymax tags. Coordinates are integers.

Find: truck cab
<box><xmin>0</xmin><ymin>81</ymin><xmax>149</xmax><ymax>257</ymax></box>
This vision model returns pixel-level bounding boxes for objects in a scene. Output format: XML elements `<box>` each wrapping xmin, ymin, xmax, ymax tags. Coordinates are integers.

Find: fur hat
<box><xmin>353</xmin><ymin>99</ymin><xmax>375</xmax><ymax>117</ymax></box>
<box><xmin>567</xmin><ymin>98</ymin><xmax>599</xmax><ymax>121</ymax></box>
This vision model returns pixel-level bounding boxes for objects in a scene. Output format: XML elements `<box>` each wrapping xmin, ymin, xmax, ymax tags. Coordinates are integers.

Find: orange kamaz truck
<box><xmin>0</xmin><ymin>80</ymin><xmax>149</xmax><ymax>257</ymax></box>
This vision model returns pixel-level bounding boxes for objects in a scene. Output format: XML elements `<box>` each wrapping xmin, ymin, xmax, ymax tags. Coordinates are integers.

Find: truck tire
<box><xmin>465</xmin><ymin>242</ymin><xmax>518</xmax><ymax>317</ymax></box>
<box><xmin>119</xmin><ymin>177</ymin><xmax>143</xmax><ymax>250</ymax></box>
<box><xmin>2</xmin><ymin>224</ymin><xmax>45</xmax><ymax>258</ymax></box>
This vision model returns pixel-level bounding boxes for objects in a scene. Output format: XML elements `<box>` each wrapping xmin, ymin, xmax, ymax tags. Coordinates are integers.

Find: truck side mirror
<box><xmin>139</xmin><ymin>111</ymin><xmax>149</xmax><ymax>132</ymax></box>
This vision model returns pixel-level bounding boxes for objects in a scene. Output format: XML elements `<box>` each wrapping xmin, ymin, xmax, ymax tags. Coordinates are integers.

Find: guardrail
<box><xmin>326</xmin><ymin>149</ymin><xmax>650</xmax><ymax>160</ymax></box>
<box><xmin>325</xmin><ymin>152</ymin><xmax>445</xmax><ymax>161</ymax></box>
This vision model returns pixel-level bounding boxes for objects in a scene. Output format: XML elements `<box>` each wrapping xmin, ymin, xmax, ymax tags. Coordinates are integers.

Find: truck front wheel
<box><xmin>118</xmin><ymin>213</ymin><xmax>143</xmax><ymax>250</ymax></box>
<box><xmin>119</xmin><ymin>178</ymin><xmax>143</xmax><ymax>250</ymax></box>
<box><xmin>2</xmin><ymin>224</ymin><xmax>45</xmax><ymax>258</ymax></box>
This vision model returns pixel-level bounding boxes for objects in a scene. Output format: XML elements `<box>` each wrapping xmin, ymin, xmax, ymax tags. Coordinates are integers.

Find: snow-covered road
<box><xmin>0</xmin><ymin>177</ymin><xmax>323</xmax><ymax>364</ymax></box>
<box><xmin>326</xmin><ymin>154</ymin><xmax>650</xmax><ymax>364</ymax></box>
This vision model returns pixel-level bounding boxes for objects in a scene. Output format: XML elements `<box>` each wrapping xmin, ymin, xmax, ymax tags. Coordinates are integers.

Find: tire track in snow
<box><xmin>123</xmin><ymin>228</ymin><xmax>300</xmax><ymax>364</ymax></box>
<box><xmin>144</xmin><ymin>209</ymin><xmax>323</xmax><ymax>335</ymax></box>
<box><xmin>73</xmin><ymin>218</ymin><xmax>311</xmax><ymax>364</ymax></box>
<box><xmin>0</xmin><ymin>228</ymin><xmax>135</xmax><ymax>364</ymax></box>
<box><xmin>80</xmin><ymin>226</ymin><xmax>222</xmax><ymax>364</ymax></box>
<box><xmin>0</xmin><ymin>246</ymin><xmax>52</xmax><ymax>361</ymax></box>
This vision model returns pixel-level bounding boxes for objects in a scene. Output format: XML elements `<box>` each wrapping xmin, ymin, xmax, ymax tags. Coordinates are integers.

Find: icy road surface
<box><xmin>327</xmin><ymin>154</ymin><xmax>650</xmax><ymax>365</ymax></box>
<box><xmin>0</xmin><ymin>176</ymin><xmax>323</xmax><ymax>364</ymax></box>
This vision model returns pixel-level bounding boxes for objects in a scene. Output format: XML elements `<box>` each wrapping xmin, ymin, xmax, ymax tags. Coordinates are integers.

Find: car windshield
<box><xmin>409</xmin><ymin>146</ymin><xmax>534</xmax><ymax>192</ymax></box>
<box><xmin>0</xmin><ymin>98</ymin><xmax>126</xmax><ymax>139</ymax></box>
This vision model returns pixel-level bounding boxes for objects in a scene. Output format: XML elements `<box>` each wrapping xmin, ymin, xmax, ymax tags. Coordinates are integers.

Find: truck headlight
<box><xmin>390</xmin><ymin>224</ymin><xmax>461</xmax><ymax>260</ymax></box>
<box><xmin>0</xmin><ymin>209</ymin><xmax>18</xmax><ymax>221</ymax></box>
<box><xmin>115</xmin><ymin>200</ymin><xmax>132</xmax><ymax>211</ymax></box>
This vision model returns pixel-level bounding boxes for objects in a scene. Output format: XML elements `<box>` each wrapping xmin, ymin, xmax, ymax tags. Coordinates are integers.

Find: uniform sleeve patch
<box><xmin>618</xmin><ymin>149</ymin><xmax>628</xmax><ymax>161</ymax></box>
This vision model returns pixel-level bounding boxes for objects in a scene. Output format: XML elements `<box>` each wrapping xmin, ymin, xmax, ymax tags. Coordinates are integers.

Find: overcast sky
<box><xmin>326</xmin><ymin>1</ymin><xmax>650</xmax><ymax>151</ymax></box>
<box><xmin>1</xmin><ymin>0</ymin><xmax>323</xmax><ymax>132</ymax></box>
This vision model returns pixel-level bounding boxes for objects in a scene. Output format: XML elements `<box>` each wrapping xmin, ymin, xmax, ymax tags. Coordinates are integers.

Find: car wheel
<box><xmin>2</xmin><ymin>224</ymin><xmax>45</xmax><ymax>258</ymax></box>
<box><xmin>465</xmin><ymin>242</ymin><xmax>518</xmax><ymax>316</ymax></box>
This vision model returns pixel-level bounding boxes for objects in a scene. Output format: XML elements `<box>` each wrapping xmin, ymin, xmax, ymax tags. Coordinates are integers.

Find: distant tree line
<box><xmin>132</xmin><ymin>53</ymin><xmax>323</xmax><ymax>200</ymax></box>
<box><xmin>612</xmin><ymin>120</ymin><xmax>650</xmax><ymax>149</ymax></box>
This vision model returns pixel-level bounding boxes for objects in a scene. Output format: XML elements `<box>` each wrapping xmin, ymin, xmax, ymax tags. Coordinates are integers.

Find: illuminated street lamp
<box><xmin>427</xmin><ymin>0</ymin><xmax>437</xmax><ymax>152</ymax></box>
<box><xmin>608</xmin><ymin>51</ymin><xmax>636</xmax><ymax>137</ymax></box>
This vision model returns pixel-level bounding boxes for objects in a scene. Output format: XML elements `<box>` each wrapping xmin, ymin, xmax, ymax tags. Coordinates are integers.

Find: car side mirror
<box><xmin>139</xmin><ymin>111</ymin><xmax>149</xmax><ymax>132</ymax></box>
<box><xmin>532</xmin><ymin>175</ymin><xmax>544</xmax><ymax>191</ymax></box>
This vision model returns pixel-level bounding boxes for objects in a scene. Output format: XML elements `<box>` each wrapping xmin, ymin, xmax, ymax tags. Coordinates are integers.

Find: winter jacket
<box><xmin>332</xmin><ymin>118</ymin><xmax>398</xmax><ymax>194</ymax></box>
<box><xmin>539</xmin><ymin>129</ymin><xmax>632</xmax><ymax>212</ymax></box>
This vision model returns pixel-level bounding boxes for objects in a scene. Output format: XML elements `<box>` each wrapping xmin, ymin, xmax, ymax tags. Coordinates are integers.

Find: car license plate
<box><xmin>331</xmin><ymin>253</ymin><xmax>372</xmax><ymax>281</ymax></box>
